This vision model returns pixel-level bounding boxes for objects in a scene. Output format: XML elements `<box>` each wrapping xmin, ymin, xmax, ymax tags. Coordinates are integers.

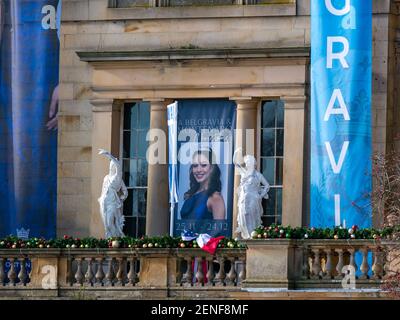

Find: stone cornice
<box><xmin>77</xmin><ymin>47</ymin><xmax>310</xmax><ymax>63</ymax></box>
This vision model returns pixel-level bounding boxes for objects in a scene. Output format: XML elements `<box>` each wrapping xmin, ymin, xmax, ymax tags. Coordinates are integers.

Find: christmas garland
<box><xmin>1</xmin><ymin>225</ymin><xmax>399</xmax><ymax>249</ymax></box>
<box><xmin>251</xmin><ymin>224</ymin><xmax>400</xmax><ymax>240</ymax></box>
<box><xmin>0</xmin><ymin>235</ymin><xmax>244</xmax><ymax>250</ymax></box>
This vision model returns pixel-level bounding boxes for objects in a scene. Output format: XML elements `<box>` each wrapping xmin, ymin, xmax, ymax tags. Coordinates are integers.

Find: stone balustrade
<box><xmin>1</xmin><ymin>240</ymin><xmax>399</xmax><ymax>298</ymax></box>
<box><xmin>175</xmin><ymin>249</ymin><xmax>245</xmax><ymax>287</ymax></box>
<box><xmin>243</xmin><ymin>239</ymin><xmax>399</xmax><ymax>290</ymax></box>
<box><xmin>0</xmin><ymin>248</ymin><xmax>246</xmax><ymax>298</ymax></box>
<box><xmin>297</xmin><ymin>240</ymin><xmax>388</xmax><ymax>289</ymax></box>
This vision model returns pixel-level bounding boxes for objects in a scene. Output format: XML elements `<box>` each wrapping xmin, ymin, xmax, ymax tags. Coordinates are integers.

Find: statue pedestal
<box><xmin>241</xmin><ymin>239</ymin><xmax>302</xmax><ymax>289</ymax></box>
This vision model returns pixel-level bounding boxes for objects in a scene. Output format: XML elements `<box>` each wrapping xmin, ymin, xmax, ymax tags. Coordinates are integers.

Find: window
<box><xmin>260</xmin><ymin>100</ymin><xmax>284</xmax><ymax>225</ymax></box>
<box><xmin>168</xmin><ymin>0</ymin><xmax>236</xmax><ymax>5</ymax></box>
<box><xmin>122</xmin><ymin>102</ymin><xmax>151</xmax><ymax>237</ymax></box>
<box><xmin>110</xmin><ymin>0</ymin><xmax>293</xmax><ymax>8</ymax></box>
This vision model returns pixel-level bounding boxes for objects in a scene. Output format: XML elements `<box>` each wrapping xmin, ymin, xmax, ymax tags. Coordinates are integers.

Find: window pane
<box><xmin>262</xmin><ymin>101</ymin><xmax>276</xmax><ymax>129</ymax></box>
<box><xmin>123</xmin><ymin>159</ymin><xmax>138</xmax><ymax>187</ymax></box>
<box><xmin>138</xmin><ymin>130</ymin><xmax>149</xmax><ymax>158</ymax></box>
<box><xmin>124</xmin><ymin>189</ymin><xmax>147</xmax><ymax>217</ymax></box>
<box><xmin>275</xmin><ymin>158</ymin><xmax>283</xmax><ymax>186</ymax></box>
<box><xmin>276</xmin><ymin>188</ymin><xmax>282</xmax><ymax>220</ymax></box>
<box><xmin>138</xmin><ymin>102</ymin><xmax>150</xmax><ymax>130</ymax></box>
<box><xmin>276</xmin><ymin>129</ymin><xmax>284</xmax><ymax>157</ymax></box>
<box><xmin>124</xmin><ymin>189</ymin><xmax>136</xmax><ymax>217</ymax></box>
<box><xmin>261</xmin><ymin>216</ymin><xmax>276</xmax><ymax>227</ymax></box>
<box><xmin>262</xmin><ymin>129</ymin><xmax>275</xmax><ymax>157</ymax></box>
<box><xmin>276</xmin><ymin>101</ymin><xmax>284</xmax><ymax>128</ymax></box>
<box><xmin>123</xmin><ymin>217</ymin><xmax>137</xmax><ymax>238</ymax></box>
<box><xmin>137</xmin><ymin>159</ymin><xmax>148</xmax><ymax>187</ymax></box>
<box><xmin>138</xmin><ymin>189</ymin><xmax>147</xmax><ymax>217</ymax></box>
<box><xmin>262</xmin><ymin>158</ymin><xmax>275</xmax><ymax>186</ymax></box>
<box><xmin>124</xmin><ymin>103</ymin><xmax>138</xmax><ymax>130</ymax></box>
<box><xmin>137</xmin><ymin>218</ymin><xmax>146</xmax><ymax>238</ymax></box>
<box><xmin>262</xmin><ymin>188</ymin><xmax>276</xmax><ymax>216</ymax></box>
<box><xmin>123</xmin><ymin>130</ymin><xmax>138</xmax><ymax>158</ymax></box>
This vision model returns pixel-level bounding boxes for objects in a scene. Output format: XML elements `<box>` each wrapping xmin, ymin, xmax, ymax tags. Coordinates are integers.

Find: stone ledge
<box><xmin>77</xmin><ymin>47</ymin><xmax>310</xmax><ymax>62</ymax></box>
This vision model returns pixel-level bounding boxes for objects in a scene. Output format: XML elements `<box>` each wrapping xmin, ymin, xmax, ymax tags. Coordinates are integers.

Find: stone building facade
<box><xmin>57</xmin><ymin>0</ymin><xmax>400</xmax><ymax>238</ymax></box>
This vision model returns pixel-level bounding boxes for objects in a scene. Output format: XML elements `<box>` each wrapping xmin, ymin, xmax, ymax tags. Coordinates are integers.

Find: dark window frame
<box><xmin>260</xmin><ymin>100</ymin><xmax>284</xmax><ymax>226</ymax></box>
<box><xmin>121</xmin><ymin>102</ymin><xmax>151</xmax><ymax>238</ymax></box>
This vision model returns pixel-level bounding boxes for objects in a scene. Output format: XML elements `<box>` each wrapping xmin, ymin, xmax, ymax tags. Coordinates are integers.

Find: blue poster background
<box><xmin>172</xmin><ymin>99</ymin><xmax>236</xmax><ymax>237</ymax></box>
<box><xmin>311</xmin><ymin>0</ymin><xmax>372</xmax><ymax>228</ymax></box>
<box><xmin>0</xmin><ymin>0</ymin><xmax>60</xmax><ymax>238</ymax></box>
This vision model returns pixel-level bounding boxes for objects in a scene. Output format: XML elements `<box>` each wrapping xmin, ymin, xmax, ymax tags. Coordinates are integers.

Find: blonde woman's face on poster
<box><xmin>192</xmin><ymin>153</ymin><xmax>211</xmax><ymax>184</ymax></box>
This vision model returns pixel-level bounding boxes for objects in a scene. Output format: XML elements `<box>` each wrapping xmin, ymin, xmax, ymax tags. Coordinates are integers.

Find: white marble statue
<box><xmin>233</xmin><ymin>148</ymin><xmax>270</xmax><ymax>239</ymax></box>
<box><xmin>98</xmin><ymin>149</ymin><xmax>128</xmax><ymax>238</ymax></box>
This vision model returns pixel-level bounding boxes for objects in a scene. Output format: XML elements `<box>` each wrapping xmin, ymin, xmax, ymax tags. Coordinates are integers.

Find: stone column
<box><xmin>90</xmin><ymin>99</ymin><xmax>122</xmax><ymax>238</ymax></box>
<box><xmin>231</xmin><ymin>97</ymin><xmax>259</xmax><ymax>238</ymax></box>
<box><xmin>145</xmin><ymin>99</ymin><xmax>170</xmax><ymax>236</ymax></box>
<box><xmin>281</xmin><ymin>96</ymin><xmax>306</xmax><ymax>227</ymax></box>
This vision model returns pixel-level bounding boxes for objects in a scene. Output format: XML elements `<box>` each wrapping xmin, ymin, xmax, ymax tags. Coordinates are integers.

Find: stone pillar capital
<box><xmin>143</xmin><ymin>99</ymin><xmax>171</xmax><ymax>111</ymax></box>
<box><xmin>281</xmin><ymin>96</ymin><xmax>307</xmax><ymax>109</ymax></box>
<box><xmin>90</xmin><ymin>99</ymin><xmax>123</xmax><ymax>112</ymax></box>
<box><xmin>230</xmin><ymin>97</ymin><xmax>259</xmax><ymax>110</ymax></box>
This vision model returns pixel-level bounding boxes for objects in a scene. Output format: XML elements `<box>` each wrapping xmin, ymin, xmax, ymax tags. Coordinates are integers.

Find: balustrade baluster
<box><xmin>301</xmin><ymin>248</ymin><xmax>311</xmax><ymax>279</ymax></box>
<box><xmin>66</xmin><ymin>258</ymin><xmax>74</xmax><ymax>286</ymax></box>
<box><xmin>18</xmin><ymin>258</ymin><xmax>28</xmax><ymax>286</ymax></box>
<box><xmin>85</xmin><ymin>258</ymin><xmax>94</xmax><ymax>286</ymax></box>
<box><xmin>106</xmin><ymin>258</ymin><xmax>116</xmax><ymax>286</ymax></box>
<box><xmin>335</xmin><ymin>249</ymin><xmax>344</xmax><ymax>279</ymax></box>
<box><xmin>116</xmin><ymin>257</ymin><xmax>127</xmax><ymax>286</ymax></box>
<box><xmin>95</xmin><ymin>257</ymin><xmax>105</xmax><ymax>286</ymax></box>
<box><xmin>311</xmin><ymin>249</ymin><xmax>322</xmax><ymax>279</ymax></box>
<box><xmin>8</xmin><ymin>258</ymin><xmax>17</xmax><ymax>286</ymax></box>
<box><xmin>372</xmin><ymin>248</ymin><xmax>384</xmax><ymax>279</ymax></box>
<box><xmin>324</xmin><ymin>249</ymin><xmax>333</xmax><ymax>279</ymax></box>
<box><xmin>175</xmin><ymin>257</ymin><xmax>183</xmax><ymax>285</ymax></box>
<box><xmin>238</xmin><ymin>258</ymin><xmax>246</xmax><ymax>283</ymax></box>
<box><xmin>359</xmin><ymin>248</ymin><xmax>370</xmax><ymax>280</ymax></box>
<box><xmin>195</xmin><ymin>257</ymin><xmax>204</xmax><ymax>286</ymax></box>
<box><xmin>0</xmin><ymin>258</ymin><xmax>5</xmax><ymax>286</ymax></box>
<box><xmin>206</xmin><ymin>257</ymin><xmax>215</xmax><ymax>286</ymax></box>
<box><xmin>181</xmin><ymin>256</ymin><xmax>193</xmax><ymax>286</ymax></box>
<box><xmin>226</xmin><ymin>257</ymin><xmax>237</xmax><ymax>286</ymax></box>
<box><xmin>74</xmin><ymin>258</ymin><xmax>84</xmax><ymax>285</ymax></box>
<box><xmin>127</xmin><ymin>257</ymin><xmax>137</xmax><ymax>286</ymax></box>
<box><xmin>215</xmin><ymin>256</ymin><xmax>226</xmax><ymax>286</ymax></box>
<box><xmin>348</xmin><ymin>249</ymin><xmax>358</xmax><ymax>279</ymax></box>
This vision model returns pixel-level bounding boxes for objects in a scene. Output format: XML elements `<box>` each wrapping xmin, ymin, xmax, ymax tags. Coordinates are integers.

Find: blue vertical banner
<box><xmin>0</xmin><ymin>0</ymin><xmax>61</xmax><ymax>238</ymax></box>
<box><xmin>311</xmin><ymin>0</ymin><xmax>372</xmax><ymax>228</ymax></box>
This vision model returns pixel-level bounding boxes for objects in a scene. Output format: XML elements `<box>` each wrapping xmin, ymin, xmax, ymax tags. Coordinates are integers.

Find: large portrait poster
<box><xmin>172</xmin><ymin>99</ymin><xmax>236</xmax><ymax>237</ymax></box>
<box><xmin>0</xmin><ymin>0</ymin><xmax>60</xmax><ymax>238</ymax></box>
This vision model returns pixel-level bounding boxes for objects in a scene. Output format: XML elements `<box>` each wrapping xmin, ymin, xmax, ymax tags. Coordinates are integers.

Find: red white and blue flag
<box><xmin>181</xmin><ymin>230</ymin><xmax>224</xmax><ymax>255</ymax></box>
